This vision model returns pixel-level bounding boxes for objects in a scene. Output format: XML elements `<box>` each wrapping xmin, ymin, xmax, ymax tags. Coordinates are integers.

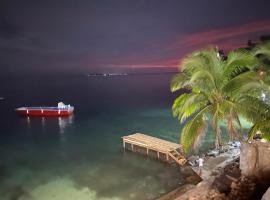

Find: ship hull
<box><xmin>15</xmin><ymin>107</ymin><xmax>74</xmax><ymax>117</ymax></box>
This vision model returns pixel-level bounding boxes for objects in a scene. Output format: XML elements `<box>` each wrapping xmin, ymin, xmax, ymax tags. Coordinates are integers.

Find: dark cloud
<box><xmin>1</xmin><ymin>0</ymin><xmax>270</xmax><ymax>74</ymax></box>
<box><xmin>0</xmin><ymin>13</ymin><xmax>22</xmax><ymax>40</ymax></box>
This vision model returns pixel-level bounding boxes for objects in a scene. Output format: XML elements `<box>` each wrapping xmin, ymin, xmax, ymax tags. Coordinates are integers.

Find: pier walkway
<box><xmin>122</xmin><ymin>133</ymin><xmax>186</xmax><ymax>166</ymax></box>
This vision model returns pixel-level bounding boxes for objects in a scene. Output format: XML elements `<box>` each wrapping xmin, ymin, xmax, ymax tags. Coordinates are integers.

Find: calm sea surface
<box><xmin>0</xmin><ymin>74</ymin><xmax>201</xmax><ymax>200</ymax></box>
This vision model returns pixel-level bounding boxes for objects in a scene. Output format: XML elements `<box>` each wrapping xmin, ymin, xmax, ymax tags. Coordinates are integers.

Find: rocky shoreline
<box><xmin>157</xmin><ymin>141</ymin><xmax>270</xmax><ymax>200</ymax></box>
<box><xmin>156</xmin><ymin>142</ymin><xmax>240</xmax><ymax>200</ymax></box>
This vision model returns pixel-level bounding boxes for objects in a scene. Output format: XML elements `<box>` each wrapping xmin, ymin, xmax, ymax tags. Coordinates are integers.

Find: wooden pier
<box><xmin>122</xmin><ymin>133</ymin><xmax>186</xmax><ymax>166</ymax></box>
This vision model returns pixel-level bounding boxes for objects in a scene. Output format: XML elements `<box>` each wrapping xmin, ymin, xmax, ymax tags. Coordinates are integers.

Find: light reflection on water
<box><xmin>26</xmin><ymin>116</ymin><xmax>31</xmax><ymax>128</ymax></box>
<box><xmin>58</xmin><ymin>116</ymin><xmax>73</xmax><ymax>142</ymax></box>
<box><xmin>25</xmin><ymin>115</ymin><xmax>74</xmax><ymax>134</ymax></box>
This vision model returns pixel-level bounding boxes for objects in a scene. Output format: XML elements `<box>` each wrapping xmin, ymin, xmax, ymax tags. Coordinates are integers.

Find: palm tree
<box><xmin>247</xmin><ymin>41</ymin><xmax>270</xmax><ymax>142</ymax></box>
<box><xmin>171</xmin><ymin>47</ymin><xmax>270</xmax><ymax>152</ymax></box>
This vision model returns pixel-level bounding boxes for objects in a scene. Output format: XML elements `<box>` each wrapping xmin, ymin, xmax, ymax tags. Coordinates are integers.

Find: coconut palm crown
<box><xmin>171</xmin><ymin>47</ymin><xmax>270</xmax><ymax>152</ymax></box>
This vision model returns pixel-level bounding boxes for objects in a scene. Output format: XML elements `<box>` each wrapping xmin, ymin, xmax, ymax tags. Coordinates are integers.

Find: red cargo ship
<box><xmin>15</xmin><ymin>102</ymin><xmax>74</xmax><ymax>117</ymax></box>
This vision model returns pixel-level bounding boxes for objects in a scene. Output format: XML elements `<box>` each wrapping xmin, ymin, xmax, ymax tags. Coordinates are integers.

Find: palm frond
<box><xmin>237</xmin><ymin>96</ymin><xmax>270</xmax><ymax>124</ymax></box>
<box><xmin>222</xmin><ymin>71</ymin><xmax>261</xmax><ymax>99</ymax></box>
<box><xmin>197</xmin><ymin>48</ymin><xmax>223</xmax><ymax>75</ymax></box>
<box><xmin>181</xmin><ymin>48</ymin><xmax>221</xmax><ymax>75</ymax></box>
<box><xmin>247</xmin><ymin>124</ymin><xmax>257</xmax><ymax>141</ymax></box>
<box><xmin>189</xmin><ymin>69</ymin><xmax>217</xmax><ymax>91</ymax></box>
<box><xmin>172</xmin><ymin>93</ymin><xmax>208</xmax><ymax>122</ymax></box>
<box><xmin>223</xmin><ymin>49</ymin><xmax>258</xmax><ymax>82</ymax></box>
<box><xmin>181</xmin><ymin>105</ymin><xmax>211</xmax><ymax>152</ymax></box>
<box><xmin>233</xmin><ymin>112</ymin><xmax>243</xmax><ymax>136</ymax></box>
<box><xmin>170</xmin><ymin>73</ymin><xmax>190</xmax><ymax>92</ymax></box>
<box><xmin>253</xmin><ymin>41</ymin><xmax>270</xmax><ymax>58</ymax></box>
<box><xmin>226</xmin><ymin>49</ymin><xmax>257</xmax><ymax>70</ymax></box>
<box><xmin>172</xmin><ymin>93</ymin><xmax>189</xmax><ymax>117</ymax></box>
<box><xmin>248</xmin><ymin>120</ymin><xmax>270</xmax><ymax>141</ymax></box>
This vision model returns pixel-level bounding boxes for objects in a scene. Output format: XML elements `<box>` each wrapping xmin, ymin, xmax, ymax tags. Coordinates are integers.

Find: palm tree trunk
<box><xmin>226</xmin><ymin>117</ymin><xmax>237</xmax><ymax>140</ymax></box>
<box><xmin>212</xmin><ymin>118</ymin><xmax>222</xmax><ymax>149</ymax></box>
<box><xmin>235</xmin><ymin>114</ymin><xmax>243</xmax><ymax>137</ymax></box>
<box><xmin>227</xmin><ymin>111</ymin><xmax>242</xmax><ymax>140</ymax></box>
<box><xmin>215</xmin><ymin>126</ymin><xmax>222</xmax><ymax>149</ymax></box>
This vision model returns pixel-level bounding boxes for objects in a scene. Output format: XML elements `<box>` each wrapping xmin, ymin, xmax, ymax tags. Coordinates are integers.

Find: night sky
<box><xmin>1</xmin><ymin>0</ymin><xmax>270</xmax><ymax>75</ymax></box>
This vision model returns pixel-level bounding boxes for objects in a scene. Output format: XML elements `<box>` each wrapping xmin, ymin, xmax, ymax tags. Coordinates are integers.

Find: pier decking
<box><xmin>122</xmin><ymin>133</ymin><xmax>186</xmax><ymax>166</ymax></box>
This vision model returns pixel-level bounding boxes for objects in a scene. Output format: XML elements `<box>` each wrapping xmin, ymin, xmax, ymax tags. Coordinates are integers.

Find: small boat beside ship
<box><xmin>15</xmin><ymin>102</ymin><xmax>74</xmax><ymax>117</ymax></box>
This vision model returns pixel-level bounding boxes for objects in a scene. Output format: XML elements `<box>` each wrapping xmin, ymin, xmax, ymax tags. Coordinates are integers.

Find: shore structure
<box><xmin>122</xmin><ymin>133</ymin><xmax>187</xmax><ymax>166</ymax></box>
<box><xmin>160</xmin><ymin>143</ymin><xmax>241</xmax><ymax>200</ymax></box>
<box><xmin>190</xmin><ymin>144</ymin><xmax>240</xmax><ymax>180</ymax></box>
<box><xmin>121</xmin><ymin>133</ymin><xmax>248</xmax><ymax>199</ymax></box>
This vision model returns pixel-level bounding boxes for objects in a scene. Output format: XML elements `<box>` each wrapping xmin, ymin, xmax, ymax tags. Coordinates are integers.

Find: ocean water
<box><xmin>0</xmin><ymin>73</ymin><xmax>197</xmax><ymax>200</ymax></box>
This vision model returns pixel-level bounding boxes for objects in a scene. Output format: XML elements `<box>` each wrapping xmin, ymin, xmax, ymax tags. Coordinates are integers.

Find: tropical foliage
<box><xmin>248</xmin><ymin>41</ymin><xmax>270</xmax><ymax>142</ymax></box>
<box><xmin>253</xmin><ymin>41</ymin><xmax>270</xmax><ymax>82</ymax></box>
<box><xmin>171</xmin><ymin>46</ymin><xmax>270</xmax><ymax>151</ymax></box>
<box><xmin>254</xmin><ymin>41</ymin><xmax>270</xmax><ymax>59</ymax></box>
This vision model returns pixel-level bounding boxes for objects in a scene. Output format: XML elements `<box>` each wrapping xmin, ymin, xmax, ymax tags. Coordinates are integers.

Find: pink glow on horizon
<box><xmin>108</xmin><ymin>20</ymin><xmax>270</xmax><ymax>69</ymax></box>
<box><xmin>109</xmin><ymin>58</ymin><xmax>181</xmax><ymax>69</ymax></box>
<box><xmin>172</xmin><ymin>20</ymin><xmax>270</xmax><ymax>51</ymax></box>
